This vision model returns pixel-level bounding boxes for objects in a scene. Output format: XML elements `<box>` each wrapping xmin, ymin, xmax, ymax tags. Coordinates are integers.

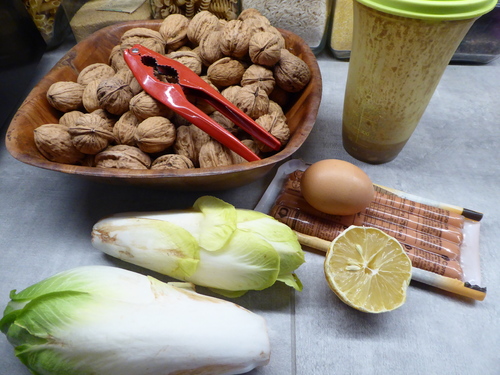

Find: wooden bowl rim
<box><xmin>6</xmin><ymin>20</ymin><xmax>322</xmax><ymax>181</ymax></box>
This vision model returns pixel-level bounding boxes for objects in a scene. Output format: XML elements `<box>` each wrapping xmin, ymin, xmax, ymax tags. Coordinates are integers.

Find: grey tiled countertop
<box><xmin>1</xmin><ymin>43</ymin><xmax>499</xmax><ymax>374</ymax></box>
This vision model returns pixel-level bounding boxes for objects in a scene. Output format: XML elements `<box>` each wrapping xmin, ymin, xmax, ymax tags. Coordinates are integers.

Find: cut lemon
<box><xmin>324</xmin><ymin>226</ymin><xmax>412</xmax><ymax>313</ymax></box>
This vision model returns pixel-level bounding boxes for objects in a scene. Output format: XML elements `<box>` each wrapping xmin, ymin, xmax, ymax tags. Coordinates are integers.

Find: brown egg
<box><xmin>301</xmin><ymin>159</ymin><xmax>374</xmax><ymax>216</ymax></box>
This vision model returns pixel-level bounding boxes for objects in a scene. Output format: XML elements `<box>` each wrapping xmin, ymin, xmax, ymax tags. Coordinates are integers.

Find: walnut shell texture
<box><xmin>167</xmin><ymin>50</ymin><xmax>203</xmax><ymax>75</ymax></box>
<box><xmin>241</xmin><ymin>64</ymin><xmax>275</xmax><ymax>95</ymax></box>
<box><xmin>130</xmin><ymin>91</ymin><xmax>173</xmax><ymax>121</ymax></box>
<box><xmin>46</xmin><ymin>81</ymin><xmax>84</xmax><ymax>112</ymax></box>
<box><xmin>249</xmin><ymin>32</ymin><xmax>282</xmax><ymax>67</ymax></box>
<box><xmin>207</xmin><ymin>57</ymin><xmax>245</xmax><ymax>87</ymax></box>
<box><xmin>82</xmin><ymin>79</ymin><xmax>101</xmax><ymax>113</ymax></box>
<box><xmin>230</xmin><ymin>139</ymin><xmax>261</xmax><ymax>165</ymax></box>
<box><xmin>120</xmin><ymin>27</ymin><xmax>166</xmax><ymax>54</ymax></box>
<box><xmin>134</xmin><ymin>116</ymin><xmax>176</xmax><ymax>154</ymax></box>
<box><xmin>59</xmin><ymin>110</ymin><xmax>84</xmax><ymax>127</ymax></box>
<box><xmin>34</xmin><ymin>124</ymin><xmax>85</xmax><ymax>164</ymax></box>
<box><xmin>255</xmin><ymin>112</ymin><xmax>290</xmax><ymax>152</ymax></box>
<box><xmin>77</xmin><ymin>63</ymin><xmax>115</xmax><ymax>86</ymax></box>
<box><xmin>235</xmin><ymin>85</ymin><xmax>270</xmax><ymax>119</ymax></box>
<box><xmin>159</xmin><ymin>14</ymin><xmax>190</xmax><ymax>51</ymax></box>
<box><xmin>114</xmin><ymin>68</ymin><xmax>142</xmax><ymax>96</ymax></box>
<box><xmin>174</xmin><ymin>125</ymin><xmax>198</xmax><ymax>165</ymax></box>
<box><xmin>97</xmin><ymin>77</ymin><xmax>133</xmax><ymax>116</ymax></box>
<box><xmin>274</xmin><ymin>49</ymin><xmax>311</xmax><ymax>93</ymax></box>
<box><xmin>198</xmin><ymin>30</ymin><xmax>224</xmax><ymax>66</ymax></box>
<box><xmin>68</xmin><ymin>113</ymin><xmax>115</xmax><ymax>154</ymax></box>
<box><xmin>113</xmin><ymin>111</ymin><xmax>140</xmax><ymax>146</ymax></box>
<box><xmin>220</xmin><ymin>19</ymin><xmax>250</xmax><ymax>59</ymax></box>
<box><xmin>151</xmin><ymin>154</ymin><xmax>195</xmax><ymax>170</ymax></box>
<box><xmin>187</xmin><ymin>11</ymin><xmax>220</xmax><ymax>46</ymax></box>
<box><xmin>95</xmin><ymin>145</ymin><xmax>151</xmax><ymax>169</ymax></box>
<box><xmin>198</xmin><ymin>139</ymin><xmax>234</xmax><ymax>168</ymax></box>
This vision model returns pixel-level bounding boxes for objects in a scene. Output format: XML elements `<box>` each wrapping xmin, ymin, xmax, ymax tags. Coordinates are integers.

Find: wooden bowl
<box><xmin>5</xmin><ymin>20</ymin><xmax>322</xmax><ymax>190</ymax></box>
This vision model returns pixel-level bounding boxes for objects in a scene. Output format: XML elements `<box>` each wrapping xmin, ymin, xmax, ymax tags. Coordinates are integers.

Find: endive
<box><xmin>1</xmin><ymin>266</ymin><xmax>271</xmax><ymax>375</ymax></box>
<box><xmin>91</xmin><ymin>196</ymin><xmax>305</xmax><ymax>297</ymax></box>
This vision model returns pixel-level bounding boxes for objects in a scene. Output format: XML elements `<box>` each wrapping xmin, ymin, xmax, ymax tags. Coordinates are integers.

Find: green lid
<box><xmin>356</xmin><ymin>0</ymin><xmax>497</xmax><ymax>20</ymax></box>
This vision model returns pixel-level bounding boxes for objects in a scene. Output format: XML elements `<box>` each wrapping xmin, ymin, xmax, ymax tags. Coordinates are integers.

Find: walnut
<box><xmin>82</xmin><ymin>79</ymin><xmax>101</xmax><ymax>113</ymax></box>
<box><xmin>210</xmin><ymin>111</ymin><xmax>237</xmax><ymax>135</ymax></box>
<box><xmin>241</xmin><ymin>64</ymin><xmax>275</xmax><ymax>95</ymax></box>
<box><xmin>189</xmin><ymin>124</ymin><xmax>211</xmax><ymax>155</ymax></box>
<box><xmin>255</xmin><ymin>113</ymin><xmax>290</xmax><ymax>152</ymax></box>
<box><xmin>187</xmin><ymin>11</ymin><xmax>220</xmax><ymax>46</ymax></box>
<box><xmin>77</xmin><ymin>63</ymin><xmax>115</xmax><ymax>86</ymax></box>
<box><xmin>221</xmin><ymin>85</ymin><xmax>242</xmax><ymax>105</ymax></box>
<box><xmin>268</xmin><ymin>99</ymin><xmax>286</xmax><ymax>118</ymax></box>
<box><xmin>109</xmin><ymin>45</ymin><xmax>127</xmax><ymax>71</ymax></box>
<box><xmin>95</xmin><ymin>145</ymin><xmax>151</xmax><ymax>169</ymax></box>
<box><xmin>267</xmin><ymin>26</ymin><xmax>286</xmax><ymax>49</ymax></box>
<box><xmin>198</xmin><ymin>31</ymin><xmax>224</xmax><ymax>66</ymax></box>
<box><xmin>114</xmin><ymin>68</ymin><xmax>142</xmax><ymax>95</ymax></box>
<box><xmin>174</xmin><ymin>125</ymin><xmax>198</xmax><ymax>165</ymax></box>
<box><xmin>220</xmin><ymin>19</ymin><xmax>250</xmax><ymax>59</ymax></box>
<box><xmin>120</xmin><ymin>28</ymin><xmax>166</xmax><ymax>54</ymax></box>
<box><xmin>46</xmin><ymin>81</ymin><xmax>84</xmax><ymax>112</ymax></box>
<box><xmin>242</xmin><ymin>15</ymin><xmax>271</xmax><ymax>37</ymax></box>
<box><xmin>134</xmin><ymin>116</ymin><xmax>176</xmax><ymax>154</ymax></box>
<box><xmin>207</xmin><ymin>57</ymin><xmax>245</xmax><ymax>87</ymax></box>
<box><xmin>130</xmin><ymin>91</ymin><xmax>173</xmax><ymax>121</ymax></box>
<box><xmin>159</xmin><ymin>14</ymin><xmax>189</xmax><ymax>50</ymax></box>
<box><xmin>198</xmin><ymin>139</ymin><xmax>234</xmax><ymax>168</ymax></box>
<box><xmin>235</xmin><ymin>85</ymin><xmax>269</xmax><ymax>119</ymax></box>
<box><xmin>237</xmin><ymin>8</ymin><xmax>263</xmax><ymax>21</ymax></box>
<box><xmin>97</xmin><ymin>77</ymin><xmax>133</xmax><ymax>116</ymax></box>
<box><xmin>59</xmin><ymin>110</ymin><xmax>84</xmax><ymax>127</ymax></box>
<box><xmin>274</xmin><ymin>49</ymin><xmax>311</xmax><ymax>93</ymax></box>
<box><xmin>174</xmin><ymin>124</ymin><xmax>211</xmax><ymax>166</ymax></box>
<box><xmin>167</xmin><ymin>50</ymin><xmax>203</xmax><ymax>75</ymax></box>
<box><xmin>34</xmin><ymin>124</ymin><xmax>85</xmax><ymax>164</ymax></box>
<box><xmin>248</xmin><ymin>32</ymin><xmax>282</xmax><ymax>67</ymax></box>
<box><xmin>151</xmin><ymin>154</ymin><xmax>194</xmax><ymax>170</ymax></box>
<box><xmin>68</xmin><ymin>113</ymin><xmax>115</xmax><ymax>154</ymax></box>
<box><xmin>113</xmin><ymin>111</ymin><xmax>139</xmax><ymax>146</ymax></box>
<box><xmin>92</xmin><ymin>108</ymin><xmax>117</xmax><ymax>128</ymax></box>
<box><xmin>230</xmin><ymin>139</ymin><xmax>260</xmax><ymax>164</ymax></box>
<box><xmin>176</xmin><ymin>45</ymin><xmax>193</xmax><ymax>52</ymax></box>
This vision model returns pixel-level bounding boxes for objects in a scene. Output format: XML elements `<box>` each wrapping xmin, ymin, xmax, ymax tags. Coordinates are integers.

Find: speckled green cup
<box><xmin>342</xmin><ymin>0</ymin><xmax>497</xmax><ymax>164</ymax></box>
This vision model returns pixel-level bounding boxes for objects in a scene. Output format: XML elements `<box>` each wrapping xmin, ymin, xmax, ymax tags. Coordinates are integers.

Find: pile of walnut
<box><xmin>34</xmin><ymin>9</ymin><xmax>312</xmax><ymax>170</ymax></box>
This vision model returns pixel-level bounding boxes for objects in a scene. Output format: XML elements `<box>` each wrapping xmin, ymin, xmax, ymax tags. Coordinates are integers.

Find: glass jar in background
<box><xmin>241</xmin><ymin>0</ymin><xmax>332</xmax><ymax>54</ymax></box>
<box><xmin>329</xmin><ymin>0</ymin><xmax>353</xmax><ymax>59</ymax></box>
<box><xmin>61</xmin><ymin>0</ymin><xmax>153</xmax><ymax>42</ymax></box>
<box><xmin>150</xmin><ymin>0</ymin><xmax>241</xmax><ymax>20</ymax></box>
<box><xmin>22</xmin><ymin>0</ymin><xmax>71</xmax><ymax>49</ymax></box>
<box><xmin>1</xmin><ymin>0</ymin><xmax>46</xmax><ymax>128</ymax></box>
<box><xmin>452</xmin><ymin>1</ymin><xmax>500</xmax><ymax>63</ymax></box>
<box><xmin>329</xmin><ymin>0</ymin><xmax>500</xmax><ymax>63</ymax></box>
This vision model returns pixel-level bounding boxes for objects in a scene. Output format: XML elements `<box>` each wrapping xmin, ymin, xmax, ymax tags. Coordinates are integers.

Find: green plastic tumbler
<box><xmin>342</xmin><ymin>0</ymin><xmax>497</xmax><ymax>164</ymax></box>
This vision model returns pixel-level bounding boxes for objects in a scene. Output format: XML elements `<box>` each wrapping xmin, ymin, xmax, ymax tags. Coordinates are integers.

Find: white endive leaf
<box><xmin>1</xmin><ymin>266</ymin><xmax>271</xmax><ymax>375</ymax></box>
<box><xmin>187</xmin><ymin>229</ymin><xmax>281</xmax><ymax>295</ymax></box>
<box><xmin>90</xmin><ymin>196</ymin><xmax>306</xmax><ymax>297</ymax></box>
<box><xmin>236</xmin><ymin>209</ymin><xmax>305</xmax><ymax>289</ymax></box>
<box><xmin>193</xmin><ymin>196</ymin><xmax>237</xmax><ymax>251</ymax></box>
<box><xmin>91</xmin><ymin>217</ymin><xmax>199</xmax><ymax>280</ymax></box>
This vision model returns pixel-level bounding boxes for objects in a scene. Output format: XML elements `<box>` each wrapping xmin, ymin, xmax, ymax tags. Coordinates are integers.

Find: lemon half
<box><xmin>324</xmin><ymin>226</ymin><xmax>412</xmax><ymax>313</ymax></box>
